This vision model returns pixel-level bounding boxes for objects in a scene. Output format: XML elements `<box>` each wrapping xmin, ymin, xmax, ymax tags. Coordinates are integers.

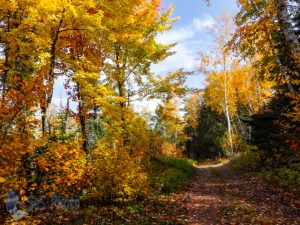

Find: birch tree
<box><xmin>198</xmin><ymin>13</ymin><xmax>235</xmax><ymax>154</ymax></box>
<box><xmin>274</xmin><ymin>0</ymin><xmax>300</xmax><ymax>73</ymax></box>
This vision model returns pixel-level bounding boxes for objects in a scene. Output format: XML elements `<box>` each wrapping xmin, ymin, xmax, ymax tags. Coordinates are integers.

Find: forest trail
<box><xmin>181</xmin><ymin>162</ymin><xmax>300</xmax><ymax>225</ymax></box>
<box><xmin>4</xmin><ymin>162</ymin><xmax>300</xmax><ymax>225</ymax></box>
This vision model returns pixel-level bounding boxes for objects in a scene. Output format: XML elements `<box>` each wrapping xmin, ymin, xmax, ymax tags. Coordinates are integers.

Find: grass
<box><xmin>151</xmin><ymin>156</ymin><xmax>196</xmax><ymax>193</ymax></box>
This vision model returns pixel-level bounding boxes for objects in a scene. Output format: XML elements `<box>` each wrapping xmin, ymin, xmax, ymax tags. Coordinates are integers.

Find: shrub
<box><xmin>86</xmin><ymin>143</ymin><xmax>148</xmax><ymax>204</ymax></box>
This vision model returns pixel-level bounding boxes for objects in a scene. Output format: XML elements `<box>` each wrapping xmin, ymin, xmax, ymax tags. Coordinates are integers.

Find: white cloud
<box><xmin>134</xmin><ymin>99</ymin><xmax>162</xmax><ymax>114</ymax></box>
<box><xmin>193</xmin><ymin>14</ymin><xmax>215</xmax><ymax>31</ymax></box>
<box><xmin>152</xmin><ymin>14</ymin><xmax>214</xmax><ymax>75</ymax></box>
<box><xmin>156</xmin><ymin>27</ymin><xmax>195</xmax><ymax>44</ymax></box>
<box><xmin>156</xmin><ymin>14</ymin><xmax>214</xmax><ymax>45</ymax></box>
<box><xmin>151</xmin><ymin>42</ymin><xmax>198</xmax><ymax>74</ymax></box>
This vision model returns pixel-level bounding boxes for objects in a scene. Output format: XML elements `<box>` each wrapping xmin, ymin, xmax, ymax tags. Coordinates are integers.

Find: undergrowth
<box><xmin>228</xmin><ymin>151</ymin><xmax>300</xmax><ymax>192</ymax></box>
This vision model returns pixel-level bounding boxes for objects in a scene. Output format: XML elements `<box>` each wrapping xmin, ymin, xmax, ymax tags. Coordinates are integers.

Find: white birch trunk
<box><xmin>223</xmin><ymin>60</ymin><xmax>234</xmax><ymax>154</ymax></box>
<box><xmin>274</xmin><ymin>0</ymin><xmax>300</xmax><ymax>73</ymax></box>
<box><xmin>251</xmin><ymin>0</ymin><xmax>296</xmax><ymax>94</ymax></box>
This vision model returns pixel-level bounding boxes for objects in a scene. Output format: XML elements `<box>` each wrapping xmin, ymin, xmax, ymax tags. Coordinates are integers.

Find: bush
<box><xmin>86</xmin><ymin>143</ymin><xmax>148</xmax><ymax>204</ymax></box>
<box><xmin>23</xmin><ymin>141</ymin><xmax>87</xmax><ymax>196</ymax></box>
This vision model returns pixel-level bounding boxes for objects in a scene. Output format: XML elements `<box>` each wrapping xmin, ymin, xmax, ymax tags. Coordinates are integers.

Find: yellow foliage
<box><xmin>87</xmin><ymin>143</ymin><xmax>148</xmax><ymax>203</ymax></box>
<box><xmin>32</xmin><ymin>142</ymin><xmax>87</xmax><ymax>195</ymax></box>
<box><xmin>205</xmin><ymin>64</ymin><xmax>274</xmax><ymax>117</ymax></box>
<box><xmin>0</xmin><ymin>0</ymin><xmax>175</xmax><ymax>206</ymax></box>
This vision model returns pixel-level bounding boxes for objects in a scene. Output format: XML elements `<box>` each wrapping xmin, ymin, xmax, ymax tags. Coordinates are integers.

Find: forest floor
<box><xmin>154</xmin><ymin>161</ymin><xmax>300</xmax><ymax>225</ymax></box>
<box><xmin>13</xmin><ymin>162</ymin><xmax>300</xmax><ymax>225</ymax></box>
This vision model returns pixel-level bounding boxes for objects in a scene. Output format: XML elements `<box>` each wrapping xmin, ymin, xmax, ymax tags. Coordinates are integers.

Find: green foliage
<box><xmin>151</xmin><ymin>156</ymin><xmax>196</xmax><ymax>193</ymax></box>
<box><xmin>185</xmin><ymin>105</ymin><xmax>227</xmax><ymax>159</ymax></box>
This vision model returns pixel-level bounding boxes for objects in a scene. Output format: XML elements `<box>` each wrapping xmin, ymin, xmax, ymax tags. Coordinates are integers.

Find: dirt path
<box><xmin>184</xmin><ymin>162</ymin><xmax>300</xmax><ymax>225</ymax></box>
<box><xmin>22</xmin><ymin>163</ymin><xmax>300</xmax><ymax>225</ymax></box>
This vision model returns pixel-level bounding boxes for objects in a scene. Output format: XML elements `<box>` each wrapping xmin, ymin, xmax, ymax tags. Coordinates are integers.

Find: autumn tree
<box><xmin>0</xmin><ymin>0</ymin><xmax>178</xmax><ymax>204</ymax></box>
<box><xmin>198</xmin><ymin>13</ymin><xmax>235</xmax><ymax>154</ymax></box>
<box><xmin>232</xmin><ymin>0</ymin><xmax>299</xmax><ymax>116</ymax></box>
<box><xmin>91</xmin><ymin>0</ymin><xmax>175</xmax><ymax>154</ymax></box>
<box><xmin>0</xmin><ymin>0</ymin><xmax>52</xmax><ymax>194</ymax></box>
<box><xmin>230</xmin><ymin>0</ymin><xmax>300</xmax><ymax>172</ymax></box>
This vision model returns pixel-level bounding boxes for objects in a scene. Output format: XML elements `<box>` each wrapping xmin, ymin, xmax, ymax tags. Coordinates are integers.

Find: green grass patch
<box><xmin>151</xmin><ymin>156</ymin><xmax>196</xmax><ymax>193</ymax></box>
<box><xmin>162</xmin><ymin>156</ymin><xmax>196</xmax><ymax>174</ymax></box>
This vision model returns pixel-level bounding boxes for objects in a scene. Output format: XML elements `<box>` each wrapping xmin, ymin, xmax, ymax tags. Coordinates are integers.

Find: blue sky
<box><xmin>152</xmin><ymin>0</ymin><xmax>238</xmax><ymax>88</ymax></box>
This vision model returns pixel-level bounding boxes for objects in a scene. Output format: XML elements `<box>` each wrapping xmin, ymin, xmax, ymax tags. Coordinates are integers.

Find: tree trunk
<box><xmin>274</xmin><ymin>0</ymin><xmax>300</xmax><ymax>73</ymax></box>
<box><xmin>253</xmin><ymin>66</ymin><xmax>262</xmax><ymax>107</ymax></box>
<box><xmin>115</xmin><ymin>46</ymin><xmax>130</xmax><ymax>148</ymax></box>
<box><xmin>41</xmin><ymin>16</ymin><xmax>64</xmax><ymax>136</ymax></box>
<box><xmin>77</xmin><ymin>84</ymin><xmax>88</xmax><ymax>154</ymax></box>
<box><xmin>268</xmin><ymin>34</ymin><xmax>296</xmax><ymax>94</ymax></box>
<box><xmin>251</xmin><ymin>0</ymin><xmax>296</xmax><ymax>94</ymax></box>
<box><xmin>223</xmin><ymin>61</ymin><xmax>234</xmax><ymax>154</ymax></box>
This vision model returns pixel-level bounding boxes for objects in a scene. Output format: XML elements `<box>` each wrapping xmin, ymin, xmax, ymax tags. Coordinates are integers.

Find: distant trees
<box><xmin>185</xmin><ymin>0</ymin><xmax>299</xmax><ymax>165</ymax></box>
<box><xmin>185</xmin><ymin>64</ymin><xmax>273</xmax><ymax>159</ymax></box>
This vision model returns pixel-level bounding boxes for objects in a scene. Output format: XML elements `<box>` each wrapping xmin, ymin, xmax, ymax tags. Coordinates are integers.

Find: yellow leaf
<box><xmin>21</xmin><ymin>196</ymin><xmax>28</xmax><ymax>201</ymax></box>
<box><xmin>0</xmin><ymin>177</ymin><xmax>6</xmax><ymax>183</ymax></box>
<box><xmin>20</xmin><ymin>189</ymin><xmax>26</xmax><ymax>196</ymax></box>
